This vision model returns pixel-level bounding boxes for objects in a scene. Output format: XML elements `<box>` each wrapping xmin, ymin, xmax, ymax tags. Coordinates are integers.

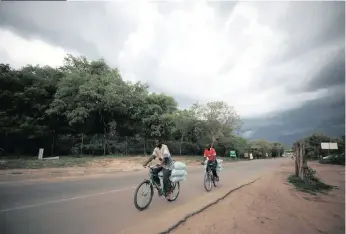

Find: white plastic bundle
<box><xmin>203</xmin><ymin>158</ymin><xmax>208</xmax><ymax>170</ymax></box>
<box><xmin>216</xmin><ymin>159</ymin><xmax>223</xmax><ymax>172</ymax></box>
<box><xmin>203</xmin><ymin>158</ymin><xmax>223</xmax><ymax>172</ymax></box>
<box><xmin>217</xmin><ymin>159</ymin><xmax>223</xmax><ymax>164</ymax></box>
<box><xmin>173</xmin><ymin>161</ymin><xmax>187</xmax><ymax>170</ymax></box>
<box><xmin>170</xmin><ymin>161</ymin><xmax>188</xmax><ymax>182</ymax></box>
<box><xmin>216</xmin><ymin>166</ymin><xmax>223</xmax><ymax>172</ymax></box>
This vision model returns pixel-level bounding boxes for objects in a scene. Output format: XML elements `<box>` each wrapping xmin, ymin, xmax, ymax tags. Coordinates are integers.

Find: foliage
<box><xmin>246</xmin><ymin>139</ymin><xmax>285</xmax><ymax>159</ymax></box>
<box><xmin>191</xmin><ymin>101</ymin><xmax>242</xmax><ymax>141</ymax></box>
<box><xmin>295</xmin><ymin>132</ymin><xmax>345</xmax><ymax>164</ymax></box>
<box><xmin>0</xmin><ymin>55</ymin><xmax>285</xmax><ymax>157</ymax></box>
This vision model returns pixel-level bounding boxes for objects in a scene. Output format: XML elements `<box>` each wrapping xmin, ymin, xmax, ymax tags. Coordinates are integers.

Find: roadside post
<box><xmin>38</xmin><ymin>148</ymin><xmax>44</xmax><ymax>160</ymax></box>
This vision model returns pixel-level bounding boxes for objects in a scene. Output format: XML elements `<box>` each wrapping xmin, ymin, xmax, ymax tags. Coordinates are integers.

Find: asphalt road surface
<box><xmin>0</xmin><ymin>158</ymin><xmax>286</xmax><ymax>234</ymax></box>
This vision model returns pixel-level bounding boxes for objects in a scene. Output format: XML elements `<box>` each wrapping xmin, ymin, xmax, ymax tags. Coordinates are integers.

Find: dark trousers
<box><xmin>207</xmin><ymin>160</ymin><xmax>218</xmax><ymax>178</ymax></box>
<box><xmin>152</xmin><ymin>167</ymin><xmax>171</xmax><ymax>194</ymax></box>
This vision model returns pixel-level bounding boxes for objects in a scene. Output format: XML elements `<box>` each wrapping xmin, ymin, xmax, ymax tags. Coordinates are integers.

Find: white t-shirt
<box><xmin>152</xmin><ymin>144</ymin><xmax>171</xmax><ymax>160</ymax></box>
<box><xmin>152</xmin><ymin>144</ymin><xmax>173</xmax><ymax>169</ymax></box>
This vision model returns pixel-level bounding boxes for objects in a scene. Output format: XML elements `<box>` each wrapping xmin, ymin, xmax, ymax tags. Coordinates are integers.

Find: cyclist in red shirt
<box><xmin>202</xmin><ymin>144</ymin><xmax>219</xmax><ymax>181</ymax></box>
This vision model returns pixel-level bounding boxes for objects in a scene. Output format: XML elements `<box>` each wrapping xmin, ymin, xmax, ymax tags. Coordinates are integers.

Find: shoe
<box><xmin>157</xmin><ymin>185</ymin><xmax>163</xmax><ymax>196</ymax></box>
<box><xmin>165</xmin><ymin>193</ymin><xmax>171</xmax><ymax>200</ymax></box>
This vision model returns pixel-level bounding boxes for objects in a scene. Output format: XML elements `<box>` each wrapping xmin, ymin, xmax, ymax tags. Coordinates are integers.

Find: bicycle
<box><xmin>203</xmin><ymin>161</ymin><xmax>219</xmax><ymax>192</ymax></box>
<box><xmin>133</xmin><ymin>163</ymin><xmax>180</xmax><ymax>211</ymax></box>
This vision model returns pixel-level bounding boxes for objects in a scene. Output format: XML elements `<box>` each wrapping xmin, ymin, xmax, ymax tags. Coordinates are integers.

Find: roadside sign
<box><xmin>329</xmin><ymin>143</ymin><xmax>338</xmax><ymax>149</ymax></box>
<box><xmin>230</xmin><ymin>150</ymin><xmax>237</xmax><ymax>158</ymax></box>
<box><xmin>321</xmin><ymin>142</ymin><xmax>338</xmax><ymax>150</ymax></box>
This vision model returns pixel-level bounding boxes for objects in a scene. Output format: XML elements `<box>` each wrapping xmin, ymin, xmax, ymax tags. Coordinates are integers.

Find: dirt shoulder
<box><xmin>171</xmin><ymin>162</ymin><xmax>345</xmax><ymax>234</ymax></box>
<box><xmin>0</xmin><ymin>156</ymin><xmax>241</xmax><ymax>181</ymax></box>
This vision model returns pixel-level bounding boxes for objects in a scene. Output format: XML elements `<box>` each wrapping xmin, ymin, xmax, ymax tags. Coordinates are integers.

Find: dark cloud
<box><xmin>243</xmin><ymin>85</ymin><xmax>345</xmax><ymax>145</ymax></box>
<box><xmin>267</xmin><ymin>1</ymin><xmax>345</xmax><ymax>65</ymax></box>
<box><xmin>306</xmin><ymin>49</ymin><xmax>345</xmax><ymax>92</ymax></box>
<box><xmin>284</xmin><ymin>47</ymin><xmax>345</xmax><ymax>94</ymax></box>
<box><xmin>0</xmin><ymin>2</ymin><xmax>137</xmax><ymax>60</ymax></box>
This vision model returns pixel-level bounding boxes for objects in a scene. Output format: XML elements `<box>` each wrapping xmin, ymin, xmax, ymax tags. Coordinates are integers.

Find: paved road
<box><xmin>0</xmin><ymin>158</ymin><xmax>286</xmax><ymax>234</ymax></box>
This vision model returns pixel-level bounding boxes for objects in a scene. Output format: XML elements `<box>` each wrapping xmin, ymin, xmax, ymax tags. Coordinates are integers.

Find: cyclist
<box><xmin>143</xmin><ymin>139</ymin><xmax>174</xmax><ymax>198</ymax></box>
<box><xmin>202</xmin><ymin>143</ymin><xmax>219</xmax><ymax>181</ymax></box>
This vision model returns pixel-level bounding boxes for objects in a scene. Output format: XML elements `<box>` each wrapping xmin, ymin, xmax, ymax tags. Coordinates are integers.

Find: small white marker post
<box><xmin>38</xmin><ymin>148</ymin><xmax>44</xmax><ymax>160</ymax></box>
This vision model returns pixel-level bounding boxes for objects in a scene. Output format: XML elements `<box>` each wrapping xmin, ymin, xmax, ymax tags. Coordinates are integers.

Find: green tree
<box><xmin>249</xmin><ymin>139</ymin><xmax>272</xmax><ymax>158</ymax></box>
<box><xmin>1</xmin><ymin>55</ymin><xmax>288</xmax><ymax>158</ymax></box>
<box><xmin>217</xmin><ymin>135</ymin><xmax>248</xmax><ymax>157</ymax></box>
<box><xmin>191</xmin><ymin>101</ymin><xmax>242</xmax><ymax>142</ymax></box>
<box><xmin>47</xmin><ymin>56</ymin><xmax>130</xmax><ymax>154</ymax></box>
<box><xmin>299</xmin><ymin>132</ymin><xmax>344</xmax><ymax>159</ymax></box>
<box><xmin>271</xmin><ymin>142</ymin><xmax>285</xmax><ymax>157</ymax></box>
<box><xmin>169</xmin><ymin>109</ymin><xmax>195</xmax><ymax>155</ymax></box>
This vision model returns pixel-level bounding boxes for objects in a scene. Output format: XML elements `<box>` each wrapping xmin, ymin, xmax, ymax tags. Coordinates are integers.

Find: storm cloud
<box><xmin>0</xmin><ymin>1</ymin><xmax>344</xmax><ymax>145</ymax></box>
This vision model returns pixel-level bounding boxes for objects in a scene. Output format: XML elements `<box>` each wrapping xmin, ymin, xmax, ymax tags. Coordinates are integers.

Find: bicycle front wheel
<box><xmin>204</xmin><ymin>172</ymin><xmax>212</xmax><ymax>192</ymax></box>
<box><xmin>133</xmin><ymin>180</ymin><xmax>154</xmax><ymax>211</ymax></box>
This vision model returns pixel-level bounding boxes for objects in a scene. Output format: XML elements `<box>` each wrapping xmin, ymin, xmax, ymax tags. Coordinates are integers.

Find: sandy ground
<box><xmin>86</xmin><ymin>156</ymin><xmax>204</xmax><ymax>170</ymax></box>
<box><xmin>0</xmin><ymin>156</ymin><xmax>208</xmax><ymax>181</ymax></box>
<box><xmin>171</xmin><ymin>162</ymin><xmax>345</xmax><ymax>234</ymax></box>
<box><xmin>86</xmin><ymin>156</ymin><xmax>147</xmax><ymax>171</ymax></box>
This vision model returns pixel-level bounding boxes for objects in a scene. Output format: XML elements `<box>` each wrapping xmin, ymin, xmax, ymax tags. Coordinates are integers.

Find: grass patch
<box><xmin>287</xmin><ymin>175</ymin><xmax>335</xmax><ymax>195</ymax></box>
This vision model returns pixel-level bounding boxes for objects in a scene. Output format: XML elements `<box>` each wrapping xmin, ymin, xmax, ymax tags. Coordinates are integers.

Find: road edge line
<box><xmin>158</xmin><ymin>177</ymin><xmax>262</xmax><ymax>234</ymax></box>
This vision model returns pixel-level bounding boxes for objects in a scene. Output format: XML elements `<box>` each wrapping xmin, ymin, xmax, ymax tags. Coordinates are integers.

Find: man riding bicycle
<box><xmin>143</xmin><ymin>139</ymin><xmax>174</xmax><ymax>198</ymax></box>
<box><xmin>202</xmin><ymin>143</ymin><xmax>219</xmax><ymax>181</ymax></box>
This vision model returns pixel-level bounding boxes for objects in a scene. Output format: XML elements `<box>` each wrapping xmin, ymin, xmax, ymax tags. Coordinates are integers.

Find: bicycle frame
<box><xmin>149</xmin><ymin>164</ymin><xmax>179</xmax><ymax>195</ymax></box>
<box><xmin>206</xmin><ymin>164</ymin><xmax>214</xmax><ymax>180</ymax></box>
<box><xmin>134</xmin><ymin>164</ymin><xmax>180</xmax><ymax>211</ymax></box>
<box><xmin>145</xmin><ymin>166</ymin><xmax>163</xmax><ymax>194</ymax></box>
<box><xmin>203</xmin><ymin>160</ymin><xmax>218</xmax><ymax>192</ymax></box>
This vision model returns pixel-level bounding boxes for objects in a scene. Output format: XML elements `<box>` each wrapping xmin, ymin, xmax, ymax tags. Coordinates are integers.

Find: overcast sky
<box><xmin>0</xmin><ymin>1</ymin><xmax>344</xmax><ymax>146</ymax></box>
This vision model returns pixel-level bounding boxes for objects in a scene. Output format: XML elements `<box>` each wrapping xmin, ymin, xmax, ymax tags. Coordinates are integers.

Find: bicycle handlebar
<box><xmin>145</xmin><ymin>163</ymin><xmax>160</xmax><ymax>169</ymax></box>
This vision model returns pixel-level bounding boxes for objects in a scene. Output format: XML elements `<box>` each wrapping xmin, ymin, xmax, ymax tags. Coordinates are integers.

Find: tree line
<box><xmin>295</xmin><ymin>132</ymin><xmax>345</xmax><ymax>164</ymax></box>
<box><xmin>0</xmin><ymin>55</ymin><xmax>286</xmax><ymax>158</ymax></box>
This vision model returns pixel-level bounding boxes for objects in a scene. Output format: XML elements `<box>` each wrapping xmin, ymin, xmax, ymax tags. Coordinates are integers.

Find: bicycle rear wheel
<box><xmin>167</xmin><ymin>181</ymin><xmax>180</xmax><ymax>202</ymax></box>
<box><xmin>133</xmin><ymin>180</ymin><xmax>154</xmax><ymax>211</ymax></box>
